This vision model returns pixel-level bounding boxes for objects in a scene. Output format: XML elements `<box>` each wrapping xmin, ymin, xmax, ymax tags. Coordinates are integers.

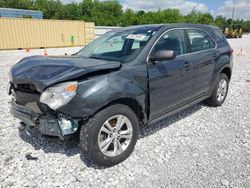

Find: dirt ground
<box><xmin>0</xmin><ymin>36</ymin><xmax>249</xmax><ymax>188</ymax></box>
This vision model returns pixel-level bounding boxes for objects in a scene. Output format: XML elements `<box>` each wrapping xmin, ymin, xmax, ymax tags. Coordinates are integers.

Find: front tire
<box><xmin>206</xmin><ymin>73</ymin><xmax>229</xmax><ymax>107</ymax></box>
<box><xmin>80</xmin><ymin>104</ymin><xmax>139</xmax><ymax>166</ymax></box>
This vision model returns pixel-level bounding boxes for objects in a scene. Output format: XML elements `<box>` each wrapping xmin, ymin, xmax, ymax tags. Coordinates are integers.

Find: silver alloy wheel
<box><xmin>217</xmin><ymin>79</ymin><xmax>228</xmax><ymax>102</ymax></box>
<box><xmin>98</xmin><ymin>115</ymin><xmax>133</xmax><ymax>157</ymax></box>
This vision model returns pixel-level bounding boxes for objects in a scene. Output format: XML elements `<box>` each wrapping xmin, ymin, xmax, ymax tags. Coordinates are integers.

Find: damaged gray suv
<box><xmin>9</xmin><ymin>24</ymin><xmax>233</xmax><ymax>166</ymax></box>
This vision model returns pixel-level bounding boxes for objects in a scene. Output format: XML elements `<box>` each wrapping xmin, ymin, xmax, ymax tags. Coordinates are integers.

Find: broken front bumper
<box><xmin>10</xmin><ymin>100</ymin><xmax>79</xmax><ymax>139</ymax></box>
<box><xmin>10</xmin><ymin>99</ymin><xmax>38</xmax><ymax>126</ymax></box>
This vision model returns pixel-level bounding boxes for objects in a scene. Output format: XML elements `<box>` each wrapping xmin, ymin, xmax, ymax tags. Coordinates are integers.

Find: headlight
<box><xmin>40</xmin><ymin>81</ymin><xmax>77</xmax><ymax>110</ymax></box>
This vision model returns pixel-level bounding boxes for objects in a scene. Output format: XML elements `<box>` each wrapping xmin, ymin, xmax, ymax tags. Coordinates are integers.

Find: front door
<box><xmin>148</xmin><ymin>29</ymin><xmax>194</xmax><ymax>119</ymax></box>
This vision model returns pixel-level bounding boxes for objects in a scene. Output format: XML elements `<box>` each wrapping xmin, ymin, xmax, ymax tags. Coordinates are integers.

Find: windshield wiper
<box><xmin>89</xmin><ymin>56</ymin><xmax>103</xmax><ymax>60</ymax></box>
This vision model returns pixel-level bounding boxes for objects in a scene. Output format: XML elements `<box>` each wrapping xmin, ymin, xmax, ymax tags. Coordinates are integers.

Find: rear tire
<box><xmin>79</xmin><ymin>104</ymin><xmax>139</xmax><ymax>166</ymax></box>
<box><xmin>206</xmin><ymin>73</ymin><xmax>229</xmax><ymax>107</ymax></box>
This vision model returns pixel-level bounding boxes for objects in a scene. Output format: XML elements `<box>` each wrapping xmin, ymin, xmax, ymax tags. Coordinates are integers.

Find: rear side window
<box><xmin>213</xmin><ymin>29</ymin><xmax>228</xmax><ymax>43</ymax></box>
<box><xmin>187</xmin><ymin>30</ymin><xmax>216</xmax><ymax>52</ymax></box>
<box><xmin>152</xmin><ymin>30</ymin><xmax>188</xmax><ymax>56</ymax></box>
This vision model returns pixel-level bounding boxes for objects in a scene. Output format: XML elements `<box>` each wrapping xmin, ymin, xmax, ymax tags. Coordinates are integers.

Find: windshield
<box><xmin>76</xmin><ymin>28</ymin><xmax>157</xmax><ymax>63</ymax></box>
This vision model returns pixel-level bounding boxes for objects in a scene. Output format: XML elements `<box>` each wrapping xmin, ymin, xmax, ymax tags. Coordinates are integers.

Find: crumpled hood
<box><xmin>10</xmin><ymin>55</ymin><xmax>121</xmax><ymax>92</ymax></box>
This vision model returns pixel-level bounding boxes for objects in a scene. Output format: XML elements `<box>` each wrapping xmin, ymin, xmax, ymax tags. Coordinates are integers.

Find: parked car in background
<box><xmin>9</xmin><ymin>24</ymin><xmax>233</xmax><ymax>166</ymax></box>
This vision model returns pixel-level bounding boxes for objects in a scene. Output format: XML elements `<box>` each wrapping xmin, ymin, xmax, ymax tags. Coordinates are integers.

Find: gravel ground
<box><xmin>0</xmin><ymin>36</ymin><xmax>250</xmax><ymax>188</ymax></box>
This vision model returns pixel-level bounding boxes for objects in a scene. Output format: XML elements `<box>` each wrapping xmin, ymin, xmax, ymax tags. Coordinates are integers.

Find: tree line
<box><xmin>1</xmin><ymin>0</ymin><xmax>250</xmax><ymax>32</ymax></box>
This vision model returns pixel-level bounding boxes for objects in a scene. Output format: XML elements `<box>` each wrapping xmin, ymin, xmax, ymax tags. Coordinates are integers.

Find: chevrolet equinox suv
<box><xmin>9</xmin><ymin>24</ymin><xmax>233</xmax><ymax>166</ymax></box>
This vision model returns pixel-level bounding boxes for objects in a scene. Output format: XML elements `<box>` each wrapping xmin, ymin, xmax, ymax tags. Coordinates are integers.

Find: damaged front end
<box><xmin>9</xmin><ymin>82</ymin><xmax>80</xmax><ymax>140</ymax></box>
<box><xmin>8</xmin><ymin>55</ymin><xmax>122</xmax><ymax>139</ymax></box>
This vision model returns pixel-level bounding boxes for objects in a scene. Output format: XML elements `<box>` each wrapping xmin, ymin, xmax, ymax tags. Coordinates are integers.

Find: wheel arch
<box><xmin>220</xmin><ymin>66</ymin><xmax>232</xmax><ymax>80</ymax></box>
<box><xmin>92</xmin><ymin>97</ymin><xmax>145</xmax><ymax>124</ymax></box>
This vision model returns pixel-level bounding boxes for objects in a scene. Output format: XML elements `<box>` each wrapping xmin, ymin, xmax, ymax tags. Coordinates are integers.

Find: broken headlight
<box><xmin>40</xmin><ymin>81</ymin><xmax>77</xmax><ymax>110</ymax></box>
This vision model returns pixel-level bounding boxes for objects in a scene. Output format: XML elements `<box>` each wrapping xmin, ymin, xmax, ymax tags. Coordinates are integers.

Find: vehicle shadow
<box><xmin>18</xmin><ymin>102</ymin><xmax>205</xmax><ymax>169</ymax></box>
<box><xmin>139</xmin><ymin>103</ymin><xmax>203</xmax><ymax>139</ymax></box>
<box><xmin>18</xmin><ymin>127</ymin><xmax>79</xmax><ymax>156</ymax></box>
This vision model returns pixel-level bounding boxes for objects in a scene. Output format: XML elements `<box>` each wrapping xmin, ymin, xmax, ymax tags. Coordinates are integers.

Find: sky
<box><xmin>62</xmin><ymin>0</ymin><xmax>250</xmax><ymax>20</ymax></box>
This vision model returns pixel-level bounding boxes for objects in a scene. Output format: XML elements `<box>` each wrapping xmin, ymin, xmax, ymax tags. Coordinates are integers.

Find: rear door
<box><xmin>148</xmin><ymin>29</ymin><xmax>194</xmax><ymax>119</ymax></box>
<box><xmin>185</xmin><ymin>29</ymin><xmax>216</xmax><ymax>96</ymax></box>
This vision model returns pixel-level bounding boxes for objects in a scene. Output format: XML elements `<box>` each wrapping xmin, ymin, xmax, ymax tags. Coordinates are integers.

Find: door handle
<box><xmin>183</xmin><ymin>62</ymin><xmax>192</xmax><ymax>68</ymax></box>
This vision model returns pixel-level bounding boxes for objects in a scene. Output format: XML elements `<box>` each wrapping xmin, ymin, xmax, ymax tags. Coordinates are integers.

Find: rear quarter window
<box><xmin>186</xmin><ymin>30</ymin><xmax>216</xmax><ymax>52</ymax></box>
<box><xmin>213</xmin><ymin>29</ymin><xmax>228</xmax><ymax>44</ymax></box>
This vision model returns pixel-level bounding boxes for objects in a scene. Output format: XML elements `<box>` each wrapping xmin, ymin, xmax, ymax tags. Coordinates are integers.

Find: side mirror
<box><xmin>149</xmin><ymin>50</ymin><xmax>176</xmax><ymax>62</ymax></box>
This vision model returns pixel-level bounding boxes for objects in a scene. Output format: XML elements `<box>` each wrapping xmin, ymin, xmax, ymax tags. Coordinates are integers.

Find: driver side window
<box><xmin>152</xmin><ymin>30</ymin><xmax>187</xmax><ymax>56</ymax></box>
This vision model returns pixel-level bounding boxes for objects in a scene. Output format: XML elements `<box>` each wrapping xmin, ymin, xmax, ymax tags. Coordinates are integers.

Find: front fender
<box><xmin>57</xmin><ymin>73</ymin><xmax>146</xmax><ymax>119</ymax></box>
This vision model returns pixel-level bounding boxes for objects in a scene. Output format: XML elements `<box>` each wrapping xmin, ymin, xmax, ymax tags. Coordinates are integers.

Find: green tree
<box><xmin>196</xmin><ymin>13</ymin><xmax>214</xmax><ymax>24</ymax></box>
<box><xmin>78</xmin><ymin>0</ymin><xmax>96</xmax><ymax>22</ymax></box>
<box><xmin>0</xmin><ymin>0</ymin><xmax>6</xmax><ymax>7</ymax></box>
<box><xmin>185</xmin><ymin>10</ymin><xmax>198</xmax><ymax>23</ymax></box>
<box><xmin>78</xmin><ymin>0</ymin><xmax>122</xmax><ymax>26</ymax></box>
<box><xmin>0</xmin><ymin>0</ymin><xmax>33</xmax><ymax>9</ymax></box>
<box><xmin>91</xmin><ymin>0</ymin><xmax>123</xmax><ymax>26</ymax></box>
<box><xmin>215</xmin><ymin>16</ymin><xmax>228</xmax><ymax>28</ymax></box>
<box><xmin>241</xmin><ymin>21</ymin><xmax>250</xmax><ymax>32</ymax></box>
<box><xmin>33</xmin><ymin>0</ymin><xmax>64</xmax><ymax>19</ymax></box>
<box><xmin>121</xmin><ymin>9</ymin><xmax>139</xmax><ymax>26</ymax></box>
<box><xmin>63</xmin><ymin>3</ymin><xmax>80</xmax><ymax>20</ymax></box>
<box><xmin>158</xmin><ymin>9</ymin><xmax>183</xmax><ymax>23</ymax></box>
